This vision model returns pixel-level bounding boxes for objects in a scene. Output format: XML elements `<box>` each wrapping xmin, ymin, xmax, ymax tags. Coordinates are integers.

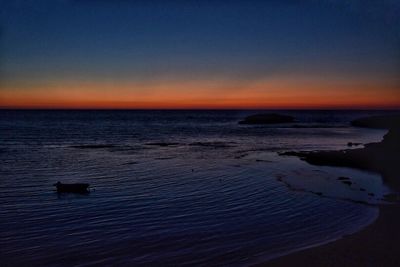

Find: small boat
<box><xmin>54</xmin><ymin>181</ymin><xmax>90</xmax><ymax>193</ymax></box>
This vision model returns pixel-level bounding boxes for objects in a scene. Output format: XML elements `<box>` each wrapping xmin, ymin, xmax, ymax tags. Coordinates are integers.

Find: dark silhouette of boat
<box><xmin>54</xmin><ymin>181</ymin><xmax>90</xmax><ymax>193</ymax></box>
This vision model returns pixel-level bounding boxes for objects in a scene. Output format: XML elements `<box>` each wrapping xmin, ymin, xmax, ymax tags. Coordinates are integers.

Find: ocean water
<box><xmin>0</xmin><ymin>110</ymin><xmax>394</xmax><ymax>266</ymax></box>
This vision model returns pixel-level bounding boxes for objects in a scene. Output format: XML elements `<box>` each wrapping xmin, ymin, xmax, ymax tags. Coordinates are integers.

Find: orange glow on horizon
<box><xmin>1</xmin><ymin>78</ymin><xmax>399</xmax><ymax>109</ymax></box>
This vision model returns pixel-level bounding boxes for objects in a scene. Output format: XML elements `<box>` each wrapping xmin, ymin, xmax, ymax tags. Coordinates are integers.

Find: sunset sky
<box><xmin>0</xmin><ymin>0</ymin><xmax>399</xmax><ymax>109</ymax></box>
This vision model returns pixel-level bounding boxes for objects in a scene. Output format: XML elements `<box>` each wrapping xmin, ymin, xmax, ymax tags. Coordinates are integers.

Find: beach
<box><xmin>260</xmin><ymin>115</ymin><xmax>400</xmax><ymax>266</ymax></box>
<box><xmin>260</xmin><ymin>204</ymin><xmax>400</xmax><ymax>267</ymax></box>
<box><xmin>0</xmin><ymin>110</ymin><xmax>397</xmax><ymax>266</ymax></box>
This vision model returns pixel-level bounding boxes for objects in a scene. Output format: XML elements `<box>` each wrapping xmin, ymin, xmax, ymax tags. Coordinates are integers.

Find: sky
<box><xmin>0</xmin><ymin>0</ymin><xmax>399</xmax><ymax>109</ymax></box>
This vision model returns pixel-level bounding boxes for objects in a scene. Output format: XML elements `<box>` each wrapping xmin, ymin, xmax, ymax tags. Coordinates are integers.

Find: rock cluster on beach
<box><xmin>266</xmin><ymin>114</ymin><xmax>400</xmax><ymax>267</ymax></box>
<box><xmin>280</xmin><ymin>114</ymin><xmax>400</xmax><ymax>192</ymax></box>
<box><xmin>239</xmin><ymin>113</ymin><xmax>294</xmax><ymax>124</ymax></box>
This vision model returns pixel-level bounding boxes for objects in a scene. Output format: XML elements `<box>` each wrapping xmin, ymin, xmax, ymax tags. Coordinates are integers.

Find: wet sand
<box><xmin>259</xmin><ymin>115</ymin><xmax>400</xmax><ymax>267</ymax></box>
<box><xmin>257</xmin><ymin>204</ymin><xmax>400</xmax><ymax>267</ymax></box>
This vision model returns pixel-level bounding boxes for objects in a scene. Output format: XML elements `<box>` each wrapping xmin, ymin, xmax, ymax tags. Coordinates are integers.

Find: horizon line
<box><xmin>1</xmin><ymin>107</ymin><xmax>400</xmax><ymax>111</ymax></box>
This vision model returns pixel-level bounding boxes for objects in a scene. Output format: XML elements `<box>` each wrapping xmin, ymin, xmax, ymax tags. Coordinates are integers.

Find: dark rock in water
<box><xmin>360</xmin><ymin>188</ymin><xmax>366</xmax><ymax>192</ymax></box>
<box><xmin>122</xmin><ymin>161</ymin><xmax>138</xmax><ymax>165</ymax></box>
<box><xmin>255</xmin><ymin>159</ymin><xmax>273</xmax><ymax>162</ymax></box>
<box><xmin>351</xmin><ymin>114</ymin><xmax>400</xmax><ymax>129</ymax></box>
<box><xmin>347</xmin><ymin>142</ymin><xmax>362</xmax><ymax>147</ymax></box>
<box><xmin>337</xmin><ymin>177</ymin><xmax>350</xmax><ymax>181</ymax></box>
<box><xmin>239</xmin><ymin>113</ymin><xmax>294</xmax><ymax>125</ymax></box>
<box><xmin>54</xmin><ymin>181</ymin><xmax>90</xmax><ymax>194</ymax></box>
<box><xmin>145</xmin><ymin>142</ymin><xmax>180</xmax><ymax>147</ymax></box>
<box><xmin>368</xmin><ymin>192</ymin><xmax>375</xmax><ymax>197</ymax></box>
<box><xmin>352</xmin><ymin>200</ymin><xmax>369</xmax><ymax>205</ymax></box>
<box><xmin>342</xmin><ymin>181</ymin><xmax>352</xmax><ymax>186</ymax></box>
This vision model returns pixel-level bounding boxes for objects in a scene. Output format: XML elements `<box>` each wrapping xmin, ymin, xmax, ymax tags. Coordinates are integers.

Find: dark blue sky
<box><xmin>0</xmin><ymin>0</ymin><xmax>399</xmax><ymax>108</ymax></box>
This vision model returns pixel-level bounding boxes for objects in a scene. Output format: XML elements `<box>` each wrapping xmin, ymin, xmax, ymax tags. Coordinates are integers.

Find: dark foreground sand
<box><xmin>259</xmin><ymin>205</ymin><xmax>400</xmax><ymax>267</ymax></box>
<box><xmin>258</xmin><ymin>115</ymin><xmax>400</xmax><ymax>267</ymax></box>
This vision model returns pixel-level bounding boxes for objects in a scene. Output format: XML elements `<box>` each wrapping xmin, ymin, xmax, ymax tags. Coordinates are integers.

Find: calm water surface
<box><xmin>0</xmin><ymin>110</ymin><xmax>394</xmax><ymax>266</ymax></box>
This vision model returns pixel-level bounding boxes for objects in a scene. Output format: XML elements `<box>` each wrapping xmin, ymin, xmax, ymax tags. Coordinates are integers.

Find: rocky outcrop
<box><xmin>280</xmin><ymin>115</ymin><xmax>400</xmax><ymax>191</ymax></box>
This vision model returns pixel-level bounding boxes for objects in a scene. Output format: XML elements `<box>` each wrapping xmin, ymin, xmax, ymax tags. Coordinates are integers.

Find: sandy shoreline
<box><xmin>257</xmin><ymin>115</ymin><xmax>400</xmax><ymax>266</ymax></box>
<box><xmin>257</xmin><ymin>204</ymin><xmax>400</xmax><ymax>267</ymax></box>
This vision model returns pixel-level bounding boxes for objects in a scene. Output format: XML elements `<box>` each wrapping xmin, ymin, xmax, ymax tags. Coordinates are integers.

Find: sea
<box><xmin>0</xmin><ymin>110</ymin><xmax>396</xmax><ymax>266</ymax></box>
